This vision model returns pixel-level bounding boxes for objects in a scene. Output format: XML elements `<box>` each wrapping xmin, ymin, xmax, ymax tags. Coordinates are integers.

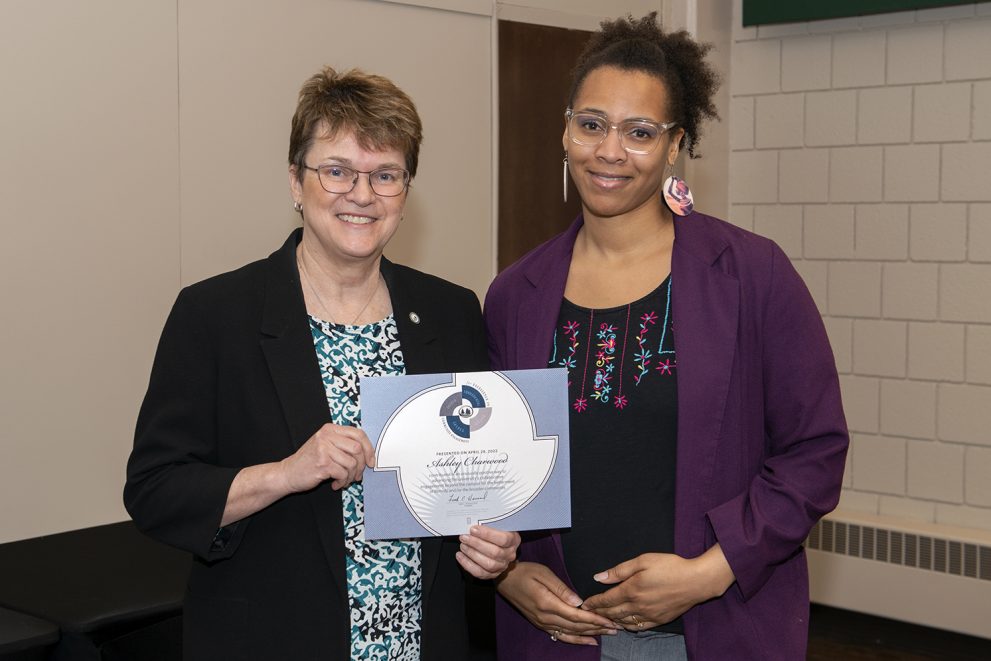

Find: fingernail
<box><xmin>593</xmin><ymin>572</ymin><xmax>607</xmax><ymax>582</ymax></box>
<box><xmin>567</xmin><ymin>596</ymin><xmax>582</xmax><ymax>607</ymax></box>
<box><xmin>459</xmin><ymin>534</ymin><xmax>469</xmax><ymax>543</ymax></box>
<box><xmin>469</xmin><ymin>525</ymin><xmax>480</xmax><ymax>535</ymax></box>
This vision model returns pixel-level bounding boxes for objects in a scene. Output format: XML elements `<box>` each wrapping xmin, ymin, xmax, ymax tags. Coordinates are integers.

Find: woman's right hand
<box><xmin>496</xmin><ymin>561</ymin><xmax>618</xmax><ymax>646</ymax></box>
<box><xmin>279</xmin><ymin>423</ymin><xmax>375</xmax><ymax>492</ymax></box>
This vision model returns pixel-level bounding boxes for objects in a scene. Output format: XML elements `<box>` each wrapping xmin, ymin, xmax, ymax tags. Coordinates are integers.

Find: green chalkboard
<box><xmin>743</xmin><ymin>0</ymin><xmax>981</xmax><ymax>26</ymax></box>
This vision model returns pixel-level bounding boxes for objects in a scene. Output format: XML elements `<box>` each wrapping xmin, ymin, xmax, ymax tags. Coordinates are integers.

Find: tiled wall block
<box><xmin>966</xmin><ymin>325</ymin><xmax>991</xmax><ymax>384</ymax></box>
<box><xmin>907</xmin><ymin>440</ymin><xmax>964</xmax><ymax>502</ymax></box>
<box><xmin>970</xmin><ymin>204</ymin><xmax>991</xmax><ymax>263</ymax></box>
<box><xmin>939</xmin><ymin>264</ymin><xmax>991</xmax><ymax>323</ymax></box>
<box><xmin>830</xmin><ymin>146</ymin><xmax>883</xmax><ymax>202</ymax></box>
<box><xmin>729</xmin><ymin>96</ymin><xmax>755</xmax><ymax>150</ymax></box>
<box><xmin>907</xmin><ymin>322</ymin><xmax>965</xmax><ymax>381</ymax></box>
<box><xmin>755</xmin><ymin>93</ymin><xmax>804</xmax><ymax>148</ymax></box>
<box><xmin>753</xmin><ymin>204</ymin><xmax>803</xmax><ymax>257</ymax></box>
<box><xmin>805</xmin><ymin>205</ymin><xmax>854</xmax><ymax>258</ymax></box>
<box><xmin>832</xmin><ymin>31</ymin><xmax>886</xmax><ymax>88</ymax></box>
<box><xmin>945</xmin><ymin>17</ymin><xmax>991</xmax><ymax>81</ymax></box>
<box><xmin>936</xmin><ymin>504</ymin><xmax>991</xmax><ymax>530</ymax></box>
<box><xmin>909</xmin><ymin>203</ymin><xmax>967</xmax><ymax>262</ymax></box>
<box><xmin>732</xmin><ymin>38</ymin><xmax>781</xmax><ymax>95</ymax></box>
<box><xmin>883</xmin><ymin>144</ymin><xmax>940</xmax><ymax>202</ymax></box>
<box><xmin>974</xmin><ymin>81</ymin><xmax>991</xmax><ymax>140</ymax></box>
<box><xmin>879</xmin><ymin>495</ymin><xmax>936</xmax><ymax>522</ymax></box>
<box><xmin>806</xmin><ymin>89</ymin><xmax>857</xmax><ymax>146</ymax></box>
<box><xmin>938</xmin><ymin>383</ymin><xmax>991</xmax><ymax>445</ymax></box>
<box><xmin>780</xmin><ymin>149</ymin><xmax>828</xmax><ymax>203</ymax></box>
<box><xmin>857</xmin><ymin>86</ymin><xmax>913</xmax><ymax>144</ymax></box>
<box><xmin>854</xmin><ymin>319</ymin><xmax>908</xmax><ymax>377</ymax></box>
<box><xmin>965</xmin><ymin>447</ymin><xmax>991</xmax><ymax>507</ymax></box>
<box><xmin>880</xmin><ymin>378</ymin><xmax>936</xmax><ymax>439</ymax></box>
<box><xmin>782</xmin><ymin>35</ymin><xmax>831</xmax><ymax>91</ymax></box>
<box><xmin>942</xmin><ymin>142</ymin><xmax>991</xmax><ymax>201</ymax></box>
<box><xmin>829</xmin><ymin>261</ymin><xmax>881</xmax><ymax>316</ymax></box>
<box><xmin>728</xmin><ymin>204</ymin><xmax>755</xmax><ymax>231</ymax></box>
<box><xmin>886</xmin><ymin>24</ymin><xmax>944</xmax><ymax>84</ymax></box>
<box><xmin>913</xmin><ymin>82</ymin><xmax>971</xmax><ymax>143</ymax></box>
<box><xmin>882</xmin><ymin>262</ymin><xmax>938</xmax><ymax>320</ymax></box>
<box><xmin>854</xmin><ymin>204</ymin><xmax>909</xmax><ymax>260</ymax></box>
<box><xmin>729</xmin><ymin>150</ymin><xmax>778</xmax><ymax>203</ymax></box>
<box><xmin>851</xmin><ymin>433</ymin><xmax>907</xmax><ymax>494</ymax></box>
<box><xmin>840</xmin><ymin>374</ymin><xmax>880</xmax><ymax>433</ymax></box>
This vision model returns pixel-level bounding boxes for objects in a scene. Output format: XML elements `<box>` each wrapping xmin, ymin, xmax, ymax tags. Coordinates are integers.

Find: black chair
<box><xmin>0</xmin><ymin>522</ymin><xmax>189</xmax><ymax>661</ymax></box>
<box><xmin>0</xmin><ymin>607</ymin><xmax>59</xmax><ymax>661</ymax></box>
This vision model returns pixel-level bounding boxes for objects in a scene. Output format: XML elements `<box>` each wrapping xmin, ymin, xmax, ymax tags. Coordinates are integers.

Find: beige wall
<box><xmin>0</xmin><ymin>0</ymin><xmax>660</xmax><ymax>544</ymax></box>
<box><xmin>0</xmin><ymin>0</ymin><xmax>181</xmax><ymax>543</ymax></box>
<box><xmin>0</xmin><ymin>0</ymin><xmax>494</xmax><ymax>544</ymax></box>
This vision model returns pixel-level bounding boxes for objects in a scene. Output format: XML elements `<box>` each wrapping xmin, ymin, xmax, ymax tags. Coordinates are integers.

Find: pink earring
<box><xmin>662</xmin><ymin>175</ymin><xmax>694</xmax><ymax>217</ymax></box>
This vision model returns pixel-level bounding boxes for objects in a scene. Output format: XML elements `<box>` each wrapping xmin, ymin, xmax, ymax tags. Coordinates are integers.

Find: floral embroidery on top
<box><xmin>551</xmin><ymin>278</ymin><xmax>674</xmax><ymax>413</ymax></box>
<box><xmin>559</xmin><ymin>320</ymin><xmax>581</xmax><ymax>373</ymax></box>
<box><xmin>634</xmin><ymin>310</ymin><xmax>658</xmax><ymax>385</ymax></box>
<box><xmin>590</xmin><ymin>323</ymin><xmax>618</xmax><ymax>402</ymax></box>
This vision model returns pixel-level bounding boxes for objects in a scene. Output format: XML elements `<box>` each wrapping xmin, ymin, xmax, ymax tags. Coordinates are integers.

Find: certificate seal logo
<box><xmin>439</xmin><ymin>384</ymin><xmax>492</xmax><ymax>440</ymax></box>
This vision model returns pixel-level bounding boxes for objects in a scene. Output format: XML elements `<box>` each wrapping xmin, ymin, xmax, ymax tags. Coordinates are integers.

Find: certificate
<box><xmin>360</xmin><ymin>368</ymin><xmax>570</xmax><ymax>540</ymax></box>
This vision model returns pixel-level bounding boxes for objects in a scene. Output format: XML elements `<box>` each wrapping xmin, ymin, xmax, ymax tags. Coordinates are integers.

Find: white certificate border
<box><xmin>372</xmin><ymin>370</ymin><xmax>559</xmax><ymax>536</ymax></box>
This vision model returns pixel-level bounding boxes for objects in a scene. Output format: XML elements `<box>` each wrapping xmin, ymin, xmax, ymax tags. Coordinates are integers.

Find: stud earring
<box><xmin>563</xmin><ymin>155</ymin><xmax>569</xmax><ymax>203</ymax></box>
<box><xmin>661</xmin><ymin>173</ymin><xmax>694</xmax><ymax>217</ymax></box>
<box><xmin>293</xmin><ymin>200</ymin><xmax>302</xmax><ymax>212</ymax></box>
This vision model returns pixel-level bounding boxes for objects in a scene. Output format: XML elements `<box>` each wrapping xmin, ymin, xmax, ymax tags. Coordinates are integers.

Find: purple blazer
<box><xmin>483</xmin><ymin>213</ymin><xmax>848</xmax><ymax>660</ymax></box>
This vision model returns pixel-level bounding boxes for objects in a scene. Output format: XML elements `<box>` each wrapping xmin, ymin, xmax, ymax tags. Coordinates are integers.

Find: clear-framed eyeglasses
<box><xmin>565</xmin><ymin>109</ymin><xmax>678</xmax><ymax>155</ymax></box>
<box><xmin>303</xmin><ymin>164</ymin><xmax>411</xmax><ymax>197</ymax></box>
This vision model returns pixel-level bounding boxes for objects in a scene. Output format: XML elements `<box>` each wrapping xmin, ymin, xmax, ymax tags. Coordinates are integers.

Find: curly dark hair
<box><xmin>568</xmin><ymin>12</ymin><xmax>720</xmax><ymax>158</ymax></box>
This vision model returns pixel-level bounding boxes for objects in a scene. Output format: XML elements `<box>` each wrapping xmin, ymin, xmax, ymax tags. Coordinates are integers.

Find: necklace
<box><xmin>297</xmin><ymin>252</ymin><xmax>382</xmax><ymax>326</ymax></box>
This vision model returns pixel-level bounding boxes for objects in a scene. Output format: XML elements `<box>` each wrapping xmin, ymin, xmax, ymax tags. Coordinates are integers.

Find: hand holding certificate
<box><xmin>360</xmin><ymin>369</ymin><xmax>571</xmax><ymax>540</ymax></box>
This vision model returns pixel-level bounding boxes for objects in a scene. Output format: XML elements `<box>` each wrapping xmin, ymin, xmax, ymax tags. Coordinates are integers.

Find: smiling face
<box><xmin>289</xmin><ymin>126</ymin><xmax>408</xmax><ymax>267</ymax></box>
<box><xmin>564</xmin><ymin>66</ymin><xmax>684</xmax><ymax>223</ymax></box>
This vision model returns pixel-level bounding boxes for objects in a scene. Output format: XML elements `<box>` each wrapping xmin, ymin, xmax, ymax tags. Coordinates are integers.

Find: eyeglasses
<box><xmin>303</xmin><ymin>164</ymin><xmax>410</xmax><ymax>197</ymax></box>
<box><xmin>565</xmin><ymin>109</ymin><xmax>677</xmax><ymax>155</ymax></box>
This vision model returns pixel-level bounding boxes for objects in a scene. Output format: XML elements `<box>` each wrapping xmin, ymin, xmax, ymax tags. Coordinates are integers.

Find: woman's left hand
<box><xmin>456</xmin><ymin>525</ymin><xmax>521</xmax><ymax>579</ymax></box>
<box><xmin>580</xmin><ymin>545</ymin><xmax>735</xmax><ymax>630</ymax></box>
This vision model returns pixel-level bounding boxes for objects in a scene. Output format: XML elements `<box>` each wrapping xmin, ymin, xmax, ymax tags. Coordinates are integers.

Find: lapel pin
<box><xmin>409</xmin><ymin>312</ymin><xmax>421</xmax><ymax>324</ymax></box>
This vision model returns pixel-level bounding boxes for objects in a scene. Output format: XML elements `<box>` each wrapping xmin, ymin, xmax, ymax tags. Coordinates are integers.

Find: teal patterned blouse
<box><xmin>309</xmin><ymin>314</ymin><xmax>422</xmax><ymax>660</ymax></box>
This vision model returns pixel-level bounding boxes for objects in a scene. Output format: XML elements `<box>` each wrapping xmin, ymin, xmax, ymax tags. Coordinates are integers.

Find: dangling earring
<box><xmin>662</xmin><ymin>169</ymin><xmax>694</xmax><ymax>217</ymax></box>
<box><xmin>293</xmin><ymin>200</ymin><xmax>302</xmax><ymax>212</ymax></box>
<box><xmin>563</xmin><ymin>154</ymin><xmax>569</xmax><ymax>203</ymax></box>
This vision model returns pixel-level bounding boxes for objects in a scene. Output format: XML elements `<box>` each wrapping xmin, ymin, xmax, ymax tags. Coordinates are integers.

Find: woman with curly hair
<box><xmin>485</xmin><ymin>13</ymin><xmax>848</xmax><ymax>660</ymax></box>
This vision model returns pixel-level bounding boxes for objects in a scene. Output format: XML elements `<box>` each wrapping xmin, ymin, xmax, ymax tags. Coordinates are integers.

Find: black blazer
<box><xmin>124</xmin><ymin>230</ymin><xmax>491</xmax><ymax>661</ymax></box>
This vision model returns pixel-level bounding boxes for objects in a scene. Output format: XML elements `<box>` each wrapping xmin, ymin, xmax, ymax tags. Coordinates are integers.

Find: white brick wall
<box><xmin>855</xmin><ymin>204</ymin><xmax>909</xmax><ymax>260</ymax></box>
<box><xmin>909</xmin><ymin>203</ymin><xmax>967</xmax><ymax>262</ymax></box>
<box><xmin>729</xmin><ymin>1</ymin><xmax>991</xmax><ymax>534</ymax></box>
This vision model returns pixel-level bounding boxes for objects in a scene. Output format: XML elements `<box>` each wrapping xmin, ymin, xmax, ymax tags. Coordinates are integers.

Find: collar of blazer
<box><xmin>257</xmin><ymin>228</ymin><xmax>446</xmax><ymax>606</ymax></box>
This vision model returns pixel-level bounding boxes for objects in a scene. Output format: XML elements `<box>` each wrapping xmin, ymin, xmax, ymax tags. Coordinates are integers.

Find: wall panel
<box><xmin>0</xmin><ymin>0</ymin><xmax>180</xmax><ymax>542</ymax></box>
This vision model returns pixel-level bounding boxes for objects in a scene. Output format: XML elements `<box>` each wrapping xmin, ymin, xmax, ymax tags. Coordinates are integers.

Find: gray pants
<box><xmin>600</xmin><ymin>630</ymin><xmax>688</xmax><ymax>661</ymax></box>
